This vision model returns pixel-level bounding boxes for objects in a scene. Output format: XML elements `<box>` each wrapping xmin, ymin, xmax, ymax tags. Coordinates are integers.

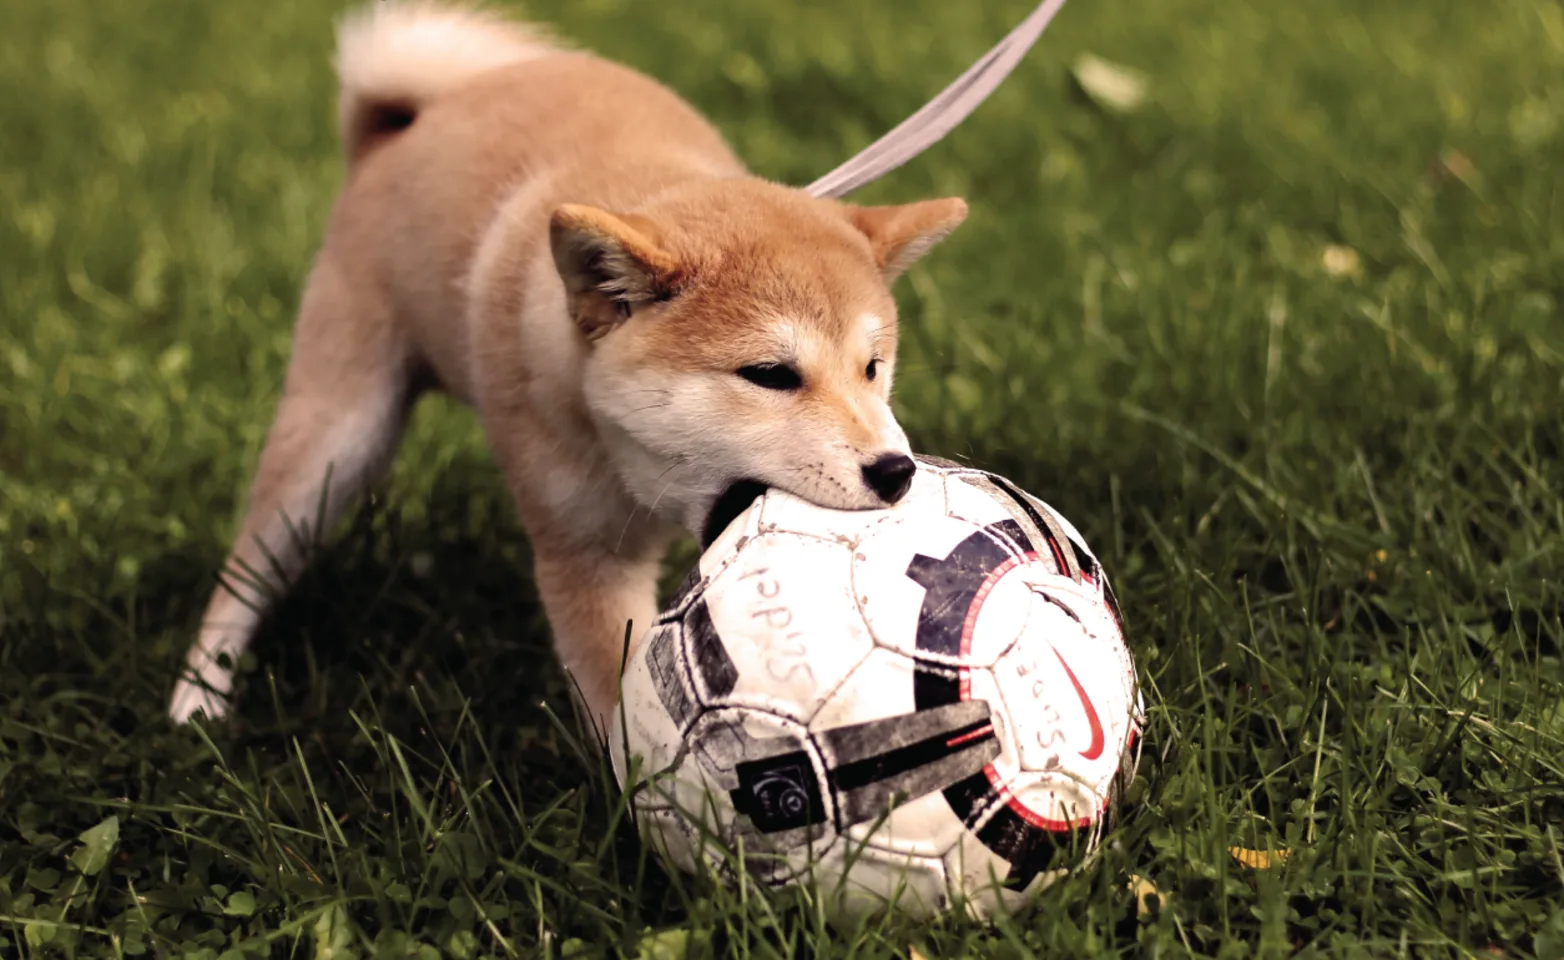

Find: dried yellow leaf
<box><xmin>1436</xmin><ymin>149</ymin><xmax>1479</xmax><ymax>186</ymax></box>
<box><xmin>1071</xmin><ymin>54</ymin><xmax>1149</xmax><ymax>114</ymax></box>
<box><xmin>1321</xmin><ymin>244</ymin><xmax>1362</xmax><ymax>278</ymax></box>
<box><xmin>1127</xmin><ymin>874</ymin><xmax>1164</xmax><ymax>916</ymax></box>
<box><xmin>1230</xmin><ymin>846</ymin><xmax>1290</xmax><ymax>869</ymax></box>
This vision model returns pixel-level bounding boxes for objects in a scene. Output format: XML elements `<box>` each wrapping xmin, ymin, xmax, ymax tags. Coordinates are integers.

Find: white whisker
<box><xmin>646</xmin><ymin>455</ymin><xmax>690</xmax><ymax>517</ymax></box>
<box><xmin>615</xmin><ymin>455</ymin><xmax>690</xmax><ymax>551</ymax></box>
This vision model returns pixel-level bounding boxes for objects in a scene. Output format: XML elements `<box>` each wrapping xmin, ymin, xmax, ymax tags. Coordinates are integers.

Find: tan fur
<box><xmin>170</xmin><ymin>1</ymin><xmax>968</xmax><ymax>731</ymax></box>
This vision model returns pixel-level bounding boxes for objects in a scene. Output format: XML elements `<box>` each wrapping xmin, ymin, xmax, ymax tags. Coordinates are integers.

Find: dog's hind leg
<box><xmin>169</xmin><ymin>257</ymin><xmax>414</xmax><ymax>723</ymax></box>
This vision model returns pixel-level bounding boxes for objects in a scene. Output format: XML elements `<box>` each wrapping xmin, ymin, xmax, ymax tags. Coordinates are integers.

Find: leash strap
<box><xmin>804</xmin><ymin>0</ymin><xmax>1068</xmax><ymax>199</ymax></box>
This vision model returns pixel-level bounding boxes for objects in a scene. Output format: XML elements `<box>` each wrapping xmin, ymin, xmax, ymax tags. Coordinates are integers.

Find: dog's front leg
<box><xmin>531</xmin><ymin>537</ymin><xmax>667</xmax><ymax>742</ymax></box>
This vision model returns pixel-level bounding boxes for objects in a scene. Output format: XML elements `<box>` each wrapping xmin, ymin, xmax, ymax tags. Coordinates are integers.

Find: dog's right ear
<box><xmin>550</xmin><ymin>204</ymin><xmax>683</xmax><ymax>340</ymax></box>
<box><xmin>846</xmin><ymin>197</ymin><xmax>969</xmax><ymax>285</ymax></box>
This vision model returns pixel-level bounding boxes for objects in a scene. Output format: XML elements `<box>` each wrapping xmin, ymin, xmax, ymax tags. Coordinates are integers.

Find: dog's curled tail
<box><xmin>335</xmin><ymin>2</ymin><xmax>557</xmax><ymax>161</ymax></box>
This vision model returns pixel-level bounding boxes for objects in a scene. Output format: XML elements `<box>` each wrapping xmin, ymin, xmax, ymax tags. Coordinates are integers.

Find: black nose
<box><xmin>862</xmin><ymin>453</ymin><xmax>917</xmax><ymax>504</ymax></box>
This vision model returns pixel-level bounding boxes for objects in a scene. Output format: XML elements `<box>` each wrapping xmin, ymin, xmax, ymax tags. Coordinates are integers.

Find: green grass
<box><xmin>3</xmin><ymin>0</ymin><xmax>1563</xmax><ymax>954</ymax></box>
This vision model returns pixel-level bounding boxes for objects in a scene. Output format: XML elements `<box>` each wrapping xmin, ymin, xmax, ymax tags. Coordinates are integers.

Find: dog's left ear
<box><xmin>550</xmin><ymin>204</ymin><xmax>683</xmax><ymax>340</ymax></box>
<box><xmin>846</xmin><ymin>197</ymin><xmax>969</xmax><ymax>284</ymax></box>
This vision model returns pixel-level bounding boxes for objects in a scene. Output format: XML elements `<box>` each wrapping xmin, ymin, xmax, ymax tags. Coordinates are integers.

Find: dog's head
<box><xmin>549</xmin><ymin>179</ymin><xmax>967</xmax><ymax>536</ymax></box>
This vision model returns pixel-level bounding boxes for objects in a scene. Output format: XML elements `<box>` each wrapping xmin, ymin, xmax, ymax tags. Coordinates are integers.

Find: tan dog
<box><xmin>170</xmin><ymin>1</ymin><xmax>968</xmax><ymax>730</ymax></box>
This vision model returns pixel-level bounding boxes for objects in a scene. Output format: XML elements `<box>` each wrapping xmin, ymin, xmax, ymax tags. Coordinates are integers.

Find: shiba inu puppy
<box><xmin>170</xmin><ymin>1</ymin><xmax>968</xmax><ymax>731</ymax></box>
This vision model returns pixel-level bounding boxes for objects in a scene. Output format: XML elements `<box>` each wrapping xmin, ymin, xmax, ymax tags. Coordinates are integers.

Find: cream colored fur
<box><xmin>170</xmin><ymin>1</ymin><xmax>968</xmax><ymax>733</ymax></box>
<box><xmin>335</xmin><ymin>3</ymin><xmax>557</xmax><ymax>158</ymax></box>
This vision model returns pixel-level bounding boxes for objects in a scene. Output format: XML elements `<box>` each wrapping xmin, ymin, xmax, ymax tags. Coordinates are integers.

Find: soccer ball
<box><xmin>608</xmin><ymin>456</ymin><xmax>1144</xmax><ymax>922</ymax></box>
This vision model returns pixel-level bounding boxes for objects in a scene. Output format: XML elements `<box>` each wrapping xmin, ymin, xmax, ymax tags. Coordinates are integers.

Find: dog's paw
<box><xmin>168</xmin><ymin>677</ymin><xmax>232</xmax><ymax>724</ymax></box>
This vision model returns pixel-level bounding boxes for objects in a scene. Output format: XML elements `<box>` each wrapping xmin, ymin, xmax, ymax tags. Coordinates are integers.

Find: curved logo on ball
<box><xmin>1052</xmin><ymin>647</ymin><xmax>1105</xmax><ymax>761</ymax></box>
<box><xmin>905</xmin><ymin>518</ymin><xmax>1118</xmax><ymax>889</ymax></box>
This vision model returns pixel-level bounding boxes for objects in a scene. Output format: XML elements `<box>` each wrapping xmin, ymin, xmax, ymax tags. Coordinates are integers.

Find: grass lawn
<box><xmin>3</xmin><ymin>0</ymin><xmax>1564</xmax><ymax>954</ymax></box>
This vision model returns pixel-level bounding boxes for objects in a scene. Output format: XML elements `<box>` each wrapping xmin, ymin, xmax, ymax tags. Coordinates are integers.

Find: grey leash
<box><xmin>804</xmin><ymin>0</ymin><xmax>1068</xmax><ymax>200</ymax></box>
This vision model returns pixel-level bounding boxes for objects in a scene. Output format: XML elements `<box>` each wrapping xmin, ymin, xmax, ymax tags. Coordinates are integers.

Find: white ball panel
<box><xmin>630</xmin><ymin>741</ymin><xmax>733</xmax><ymax>843</ymax></box>
<box><xmin>736</xmin><ymin>836</ymin><xmax>841</xmax><ymax>889</ymax></box>
<box><xmin>1004</xmin><ymin>771</ymin><xmax>1103</xmax><ymax>830</ymax></box>
<box><xmin>808</xmin><ymin>841</ymin><xmax>950</xmax><ymax>921</ymax></box>
<box><xmin>634</xmin><ymin>805</ymin><xmax>704</xmax><ymax>877</ymax></box>
<box><xmin>698</xmin><ymin>533</ymin><xmax>874</xmax><ymax>721</ymax></box>
<box><xmin>962</xmin><ymin>667</ymin><xmax>1023</xmax><ymax>787</ymax></box>
<box><xmin>844</xmin><ymin>786</ymin><xmax>971</xmax><ymax>860</ymax></box>
<box><xmin>943</xmin><ymin>471</ymin><xmax>1030</xmax><ymax>534</ymax></box>
<box><xmin>956</xmin><ymin>562</ymin><xmax>1036</xmax><ymax>667</ymax></box>
<box><xmin>806</xmin><ymin>647</ymin><xmax>919</xmax><ymax>733</ymax></box>
<box><xmin>613</xmin><ymin>621</ymin><xmax>695</xmax><ymax>806</ymax></box>
<box><xmin>850</xmin><ymin>514</ymin><xmax>1016</xmax><ymax>660</ymax></box>
<box><xmin>992</xmin><ymin>575</ymin><xmax>1138</xmax><ymax>787</ymax></box>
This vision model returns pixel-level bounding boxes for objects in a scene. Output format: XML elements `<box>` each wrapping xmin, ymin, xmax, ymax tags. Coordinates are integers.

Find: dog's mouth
<box><xmin>700</xmin><ymin>479</ymin><xmax>769</xmax><ymax>548</ymax></box>
<box><xmin>697</xmin><ymin>469</ymin><xmax>902</xmax><ymax>549</ymax></box>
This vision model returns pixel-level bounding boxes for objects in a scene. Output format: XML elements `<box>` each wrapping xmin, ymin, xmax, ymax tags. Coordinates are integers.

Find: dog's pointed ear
<box><xmin>550</xmin><ymin>204</ymin><xmax>683</xmax><ymax>340</ymax></box>
<box><xmin>846</xmin><ymin>197</ymin><xmax>969</xmax><ymax>284</ymax></box>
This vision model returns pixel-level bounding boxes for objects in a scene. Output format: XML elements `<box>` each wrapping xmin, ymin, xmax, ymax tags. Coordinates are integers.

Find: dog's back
<box><xmin>325</xmin><ymin>3</ymin><xmax>746</xmax><ymax>399</ymax></box>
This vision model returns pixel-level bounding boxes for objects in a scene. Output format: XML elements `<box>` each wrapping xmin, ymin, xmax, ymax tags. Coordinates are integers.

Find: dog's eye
<box><xmin>866</xmin><ymin>359</ymin><xmax>880</xmax><ymax>381</ymax></box>
<box><xmin>614</xmin><ymin>299</ymin><xmax>633</xmax><ymax>320</ymax></box>
<box><xmin>737</xmin><ymin>363</ymin><xmax>803</xmax><ymax>391</ymax></box>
